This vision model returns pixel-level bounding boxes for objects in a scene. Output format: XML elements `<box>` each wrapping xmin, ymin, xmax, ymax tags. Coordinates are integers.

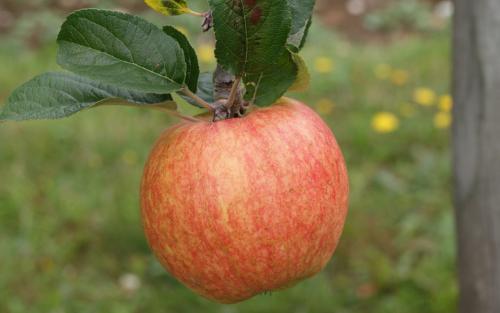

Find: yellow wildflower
<box><xmin>434</xmin><ymin>112</ymin><xmax>452</xmax><ymax>129</ymax></box>
<box><xmin>438</xmin><ymin>95</ymin><xmax>453</xmax><ymax>112</ymax></box>
<box><xmin>374</xmin><ymin>64</ymin><xmax>392</xmax><ymax>80</ymax></box>
<box><xmin>198</xmin><ymin>44</ymin><xmax>215</xmax><ymax>64</ymax></box>
<box><xmin>38</xmin><ymin>256</ymin><xmax>55</xmax><ymax>273</ymax></box>
<box><xmin>399</xmin><ymin>103</ymin><xmax>415</xmax><ymax>118</ymax></box>
<box><xmin>413</xmin><ymin>87</ymin><xmax>436</xmax><ymax>106</ymax></box>
<box><xmin>390</xmin><ymin>69</ymin><xmax>409</xmax><ymax>86</ymax></box>
<box><xmin>314</xmin><ymin>57</ymin><xmax>335</xmax><ymax>74</ymax></box>
<box><xmin>372</xmin><ymin>112</ymin><xmax>400</xmax><ymax>133</ymax></box>
<box><xmin>315</xmin><ymin>98</ymin><xmax>335</xmax><ymax>115</ymax></box>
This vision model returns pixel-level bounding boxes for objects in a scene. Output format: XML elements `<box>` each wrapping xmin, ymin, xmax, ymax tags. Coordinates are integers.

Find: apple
<box><xmin>140</xmin><ymin>98</ymin><xmax>349</xmax><ymax>303</ymax></box>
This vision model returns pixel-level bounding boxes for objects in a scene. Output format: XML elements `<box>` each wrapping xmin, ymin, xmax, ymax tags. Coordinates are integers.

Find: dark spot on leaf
<box><xmin>244</xmin><ymin>0</ymin><xmax>256</xmax><ymax>8</ymax></box>
<box><xmin>250</xmin><ymin>7</ymin><xmax>262</xmax><ymax>25</ymax></box>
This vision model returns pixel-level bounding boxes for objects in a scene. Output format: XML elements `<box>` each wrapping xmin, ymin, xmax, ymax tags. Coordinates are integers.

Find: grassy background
<box><xmin>0</xmin><ymin>3</ymin><xmax>455</xmax><ymax>313</ymax></box>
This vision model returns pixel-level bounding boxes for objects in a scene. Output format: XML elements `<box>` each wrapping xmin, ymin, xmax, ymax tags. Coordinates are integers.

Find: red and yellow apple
<box><xmin>140</xmin><ymin>98</ymin><xmax>349</xmax><ymax>303</ymax></box>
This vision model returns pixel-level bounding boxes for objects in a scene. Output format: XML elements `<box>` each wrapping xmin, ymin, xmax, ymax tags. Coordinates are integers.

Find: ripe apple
<box><xmin>140</xmin><ymin>98</ymin><xmax>349</xmax><ymax>303</ymax></box>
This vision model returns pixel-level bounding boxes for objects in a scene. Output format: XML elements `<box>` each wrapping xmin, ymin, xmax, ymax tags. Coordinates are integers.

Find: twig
<box><xmin>94</xmin><ymin>101</ymin><xmax>203</xmax><ymax>123</ymax></box>
<box><xmin>188</xmin><ymin>10</ymin><xmax>205</xmax><ymax>17</ymax></box>
<box><xmin>179</xmin><ymin>87</ymin><xmax>214</xmax><ymax>111</ymax></box>
<box><xmin>164</xmin><ymin>109</ymin><xmax>204</xmax><ymax>123</ymax></box>
<box><xmin>226</xmin><ymin>76</ymin><xmax>242</xmax><ymax>109</ymax></box>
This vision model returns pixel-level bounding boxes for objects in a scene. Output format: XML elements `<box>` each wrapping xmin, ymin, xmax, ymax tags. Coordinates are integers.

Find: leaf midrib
<box><xmin>238</xmin><ymin>0</ymin><xmax>249</xmax><ymax>75</ymax></box>
<box><xmin>7</xmin><ymin>76</ymin><xmax>157</xmax><ymax>114</ymax></box>
<box><xmin>59</xmin><ymin>16</ymin><xmax>183</xmax><ymax>88</ymax></box>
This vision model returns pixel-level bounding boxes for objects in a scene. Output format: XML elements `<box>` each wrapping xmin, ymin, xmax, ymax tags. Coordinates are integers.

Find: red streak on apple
<box><xmin>141</xmin><ymin>98</ymin><xmax>349</xmax><ymax>303</ymax></box>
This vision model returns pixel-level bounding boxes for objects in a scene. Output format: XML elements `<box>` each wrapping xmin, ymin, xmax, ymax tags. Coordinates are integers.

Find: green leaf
<box><xmin>209</xmin><ymin>0</ymin><xmax>291</xmax><ymax>74</ymax></box>
<box><xmin>288</xmin><ymin>0</ymin><xmax>315</xmax><ymax>35</ymax></box>
<box><xmin>195</xmin><ymin>72</ymin><xmax>215</xmax><ymax>104</ymax></box>
<box><xmin>57</xmin><ymin>9</ymin><xmax>186</xmax><ymax>94</ymax></box>
<box><xmin>172</xmin><ymin>93</ymin><xmax>207</xmax><ymax>117</ymax></box>
<box><xmin>288</xmin><ymin>53</ymin><xmax>310</xmax><ymax>92</ymax></box>
<box><xmin>244</xmin><ymin>50</ymin><xmax>298</xmax><ymax>106</ymax></box>
<box><xmin>287</xmin><ymin>0</ymin><xmax>315</xmax><ymax>50</ymax></box>
<box><xmin>182</xmin><ymin>72</ymin><xmax>215</xmax><ymax>107</ymax></box>
<box><xmin>145</xmin><ymin>0</ymin><xmax>193</xmax><ymax>16</ymax></box>
<box><xmin>208</xmin><ymin>0</ymin><xmax>294</xmax><ymax>106</ymax></box>
<box><xmin>0</xmin><ymin>72</ymin><xmax>172</xmax><ymax>121</ymax></box>
<box><xmin>299</xmin><ymin>17</ymin><xmax>313</xmax><ymax>50</ymax></box>
<box><xmin>163</xmin><ymin>26</ymin><xmax>199</xmax><ymax>93</ymax></box>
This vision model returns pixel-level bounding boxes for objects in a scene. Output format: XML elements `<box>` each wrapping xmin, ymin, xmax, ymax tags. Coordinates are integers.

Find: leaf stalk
<box><xmin>164</xmin><ymin>109</ymin><xmax>204</xmax><ymax>123</ymax></box>
<box><xmin>179</xmin><ymin>87</ymin><xmax>214</xmax><ymax>111</ymax></box>
<box><xmin>226</xmin><ymin>76</ymin><xmax>242</xmax><ymax>109</ymax></box>
<box><xmin>188</xmin><ymin>10</ymin><xmax>205</xmax><ymax>17</ymax></box>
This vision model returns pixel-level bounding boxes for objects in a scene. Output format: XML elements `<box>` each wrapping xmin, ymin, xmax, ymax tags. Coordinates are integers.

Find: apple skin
<box><xmin>140</xmin><ymin>98</ymin><xmax>349</xmax><ymax>303</ymax></box>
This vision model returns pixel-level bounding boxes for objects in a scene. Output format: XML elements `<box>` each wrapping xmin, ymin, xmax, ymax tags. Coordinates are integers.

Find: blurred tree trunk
<box><xmin>453</xmin><ymin>1</ymin><xmax>500</xmax><ymax>313</ymax></box>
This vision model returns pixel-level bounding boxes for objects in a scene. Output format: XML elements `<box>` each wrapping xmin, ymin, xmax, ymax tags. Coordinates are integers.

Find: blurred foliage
<box><xmin>364</xmin><ymin>0</ymin><xmax>433</xmax><ymax>32</ymax></box>
<box><xmin>0</xmin><ymin>1</ymin><xmax>455</xmax><ymax>313</ymax></box>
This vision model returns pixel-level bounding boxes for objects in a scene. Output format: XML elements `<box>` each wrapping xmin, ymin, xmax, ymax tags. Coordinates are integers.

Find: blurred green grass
<box><xmin>0</xmin><ymin>9</ymin><xmax>455</xmax><ymax>313</ymax></box>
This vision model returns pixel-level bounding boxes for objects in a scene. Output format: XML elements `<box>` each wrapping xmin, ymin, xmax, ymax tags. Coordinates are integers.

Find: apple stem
<box><xmin>226</xmin><ymin>76</ymin><xmax>242</xmax><ymax>109</ymax></box>
<box><xmin>179</xmin><ymin>87</ymin><xmax>214</xmax><ymax>111</ymax></box>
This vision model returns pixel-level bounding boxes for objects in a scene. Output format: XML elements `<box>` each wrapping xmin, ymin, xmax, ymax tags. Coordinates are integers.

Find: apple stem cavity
<box><xmin>210</xmin><ymin>66</ymin><xmax>249</xmax><ymax>121</ymax></box>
